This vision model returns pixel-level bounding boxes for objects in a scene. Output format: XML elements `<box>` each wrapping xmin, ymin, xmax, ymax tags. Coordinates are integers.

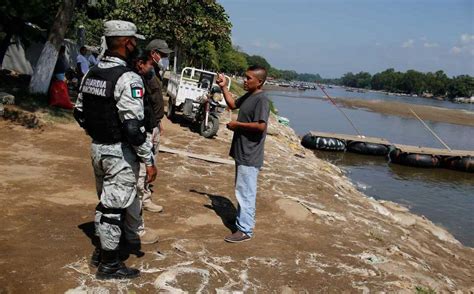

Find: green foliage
<box><xmin>268</xmin><ymin>67</ymin><xmax>282</xmax><ymax>79</ymax></box>
<box><xmin>246</xmin><ymin>54</ymin><xmax>271</xmax><ymax>70</ymax></box>
<box><xmin>345</xmin><ymin>68</ymin><xmax>473</xmax><ymax>98</ymax></box>
<box><xmin>447</xmin><ymin>75</ymin><xmax>474</xmax><ymax>98</ymax></box>
<box><xmin>269</xmin><ymin>99</ymin><xmax>277</xmax><ymax>115</ymax></box>
<box><xmin>297</xmin><ymin>72</ymin><xmax>323</xmax><ymax>82</ymax></box>
<box><xmin>269</xmin><ymin>68</ymin><xmax>323</xmax><ymax>82</ymax></box>
<box><xmin>219</xmin><ymin>45</ymin><xmax>248</xmax><ymax>74</ymax></box>
<box><xmin>71</xmin><ymin>0</ymin><xmax>232</xmax><ymax>69</ymax></box>
<box><xmin>425</xmin><ymin>71</ymin><xmax>449</xmax><ymax>97</ymax></box>
<box><xmin>278</xmin><ymin>69</ymin><xmax>298</xmax><ymax>81</ymax></box>
<box><xmin>342</xmin><ymin>71</ymin><xmax>372</xmax><ymax>88</ymax></box>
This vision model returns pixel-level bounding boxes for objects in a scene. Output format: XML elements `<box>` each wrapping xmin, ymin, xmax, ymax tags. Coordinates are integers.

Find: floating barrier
<box><xmin>299</xmin><ymin>131</ymin><xmax>473</xmax><ymax>173</ymax></box>
<box><xmin>389</xmin><ymin>148</ymin><xmax>440</xmax><ymax>168</ymax></box>
<box><xmin>301</xmin><ymin>133</ymin><xmax>345</xmax><ymax>151</ymax></box>
<box><xmin>346</xmin><ymin>141</ymin><xmax>390</xmax><ymax>156</ymax></box>
<box><xmin>442</xmin><ymin>156</ymin><xmax>474</xmax><ymax>173</ymax></box>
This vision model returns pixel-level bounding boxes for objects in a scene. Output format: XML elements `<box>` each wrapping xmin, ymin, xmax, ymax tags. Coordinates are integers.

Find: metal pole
<box><xmin>317</xmin><ymin>84</ymin><xmax>364</xmax><ymax>137</ymax></box>
<box><xmin>409</xmin><ymin>108</ymin><xmax>452</xmax><ymax>151</ymax></box>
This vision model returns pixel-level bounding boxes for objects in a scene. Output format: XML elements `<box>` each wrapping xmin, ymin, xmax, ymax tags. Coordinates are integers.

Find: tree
<box><xmin>447</xmin><ymin>75</ymin><xmax>474</xmax><ymax>99</ymax></box>
<box><xmin>279</xmin><ymin>70</ymin><xmax>298</xmax><ymax>81</ymax></box>
<box><xmin>370</xmin><ymin>68</ymin><xmax>403</xmax><ymax>92</ymax></box>
<box><xmin>29</xmin><ymin>0</ymin><xmax>76</xmax><ymax>94</ymax></box>
<box><xmin>399</xmin><ymin>70</ymin><xmax>425</xmax><ymax>94</ymax></box>
<box><xmin>0</xmin><ymin>0</ymin><xmax>62</xmax><ymax>68</ymax></box>
<box><xmin>219</xmin><ymin>45</ymin><xmax>248</xmax><ymax>75</ymax></box>
<box><xmin>341</xmin><ymin>72</ymin><xmax>357</xmax><ymax>87</ymax></box>
<box><xmin>425</xmin><ymin>70</ymin><xmax>449</xmax><ymax>97</ymax></box>
<box><xmin>268</xmin><ymin>67</ymin><xmax>282</xmax><ymax>79</ymax></box>
<box><xmin>297</xmin><ymin>73</ymin><xmax>323</xmax><ymax>82</ymax></box>
<box><xmin>246</xmin><ymin>55</ymin><xmax>270</xmax><ymax>70</ymax></box>
<box><xmin>76</xmin><ymin>0</ymin><xmax>232</xmax><ymax>71</ymax></box>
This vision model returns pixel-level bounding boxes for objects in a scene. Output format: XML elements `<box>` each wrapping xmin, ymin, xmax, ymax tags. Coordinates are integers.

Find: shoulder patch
<box><xmin>130</xmin><ymin>83</ymin><xmax>144</xmax><ymax>98</ymax></box>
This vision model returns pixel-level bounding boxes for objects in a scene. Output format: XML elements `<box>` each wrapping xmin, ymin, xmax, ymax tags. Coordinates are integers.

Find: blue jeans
<box><xmin>235</xmin><ymin>164</ymin><xmax>260</xmax><ymax>237</ymax></box>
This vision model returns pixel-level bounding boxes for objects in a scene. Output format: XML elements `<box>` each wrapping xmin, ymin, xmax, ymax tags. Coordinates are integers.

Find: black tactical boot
<box><xmin>90</xmin><ymin>247</ymin><xmax>101</xmax><ymax>268</ymax></box>
<box><xmin>96</xmin><ymin>249</ymin><xmax>140</xmax><ymax>280</ymax></box>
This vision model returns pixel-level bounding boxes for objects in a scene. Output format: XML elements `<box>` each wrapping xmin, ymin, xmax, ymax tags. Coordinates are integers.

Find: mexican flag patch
<box><xmin>131</xmin><ymin>86</ymin><xmax>144</xmax><ymax>98</ymax></box>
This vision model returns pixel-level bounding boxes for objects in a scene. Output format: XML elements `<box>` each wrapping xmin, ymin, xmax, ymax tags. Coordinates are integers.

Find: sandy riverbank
<box><xmin>0</xmin><ymin>105</ymin><xmax>473</xmax><ymax>292</ymax></box>
<box><xmin>332</xmin><ymin>97</ymin><xmax>474</xmax><ymax>127</ymax></box>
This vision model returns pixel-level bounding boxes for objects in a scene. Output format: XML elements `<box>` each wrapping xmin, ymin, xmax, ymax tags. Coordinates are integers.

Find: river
<box><xmin>268</xmin><ymin>88</ymin><xmax>474</xmax><ymax>247</ymax></box>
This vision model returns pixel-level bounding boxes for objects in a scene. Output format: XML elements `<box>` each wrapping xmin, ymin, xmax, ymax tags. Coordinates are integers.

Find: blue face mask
<box><xmin>157</xmin><ymin>57</ymin><xmax>169</xmax><ymax>70</ymax></box>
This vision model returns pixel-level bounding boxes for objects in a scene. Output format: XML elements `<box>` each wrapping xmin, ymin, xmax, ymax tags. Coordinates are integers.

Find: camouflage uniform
<box><xmin>75</xmin><ymin>55</ymin><xmax>153</xmax><ymax>251</ymax></box>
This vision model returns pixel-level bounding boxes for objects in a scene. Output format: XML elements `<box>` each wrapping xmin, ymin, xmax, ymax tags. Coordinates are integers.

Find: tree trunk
<box><xmin>29</xmin><ymin>0</ymin><xmax>76</xmax><ymax>94</ymax></box>
<box><xmin>173</xmin><ymin>44</ymin><xmax>178</xmax><ymax>73</ymax></box>
<box><xmin>0</xmin><ymin>32</ymin><xmax>13</xmax><ymax>69</ymax></box>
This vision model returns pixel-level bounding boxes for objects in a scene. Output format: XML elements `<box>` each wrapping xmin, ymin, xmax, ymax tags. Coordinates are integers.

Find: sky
<box><xmin>218</xmin><ymin>0</ymin><xmax>474</xmax><ymax>78</ymax></box>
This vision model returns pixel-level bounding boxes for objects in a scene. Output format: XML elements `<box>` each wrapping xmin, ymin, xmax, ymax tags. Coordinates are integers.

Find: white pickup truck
<box><xmin>166</xmin><ymin>67</ymin><xmax>231</xmax><ymax>118</ymax></box>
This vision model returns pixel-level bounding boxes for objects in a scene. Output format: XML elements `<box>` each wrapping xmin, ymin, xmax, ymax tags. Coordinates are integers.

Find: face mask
<box><xmin>158</xmin><ymin>57</ymin><xmax>169</xmax><ymax>70</ymax></box>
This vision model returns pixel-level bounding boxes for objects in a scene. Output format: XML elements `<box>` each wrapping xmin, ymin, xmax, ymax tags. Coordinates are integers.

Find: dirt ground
<box><xmin>0</xmin><ymin>110</ymin><xmax>473</xmax><ymax>293</ymax></box>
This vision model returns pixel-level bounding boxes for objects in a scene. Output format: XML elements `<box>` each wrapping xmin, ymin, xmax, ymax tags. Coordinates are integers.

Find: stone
<box><xmin>0</xmin><ymin>92</ymin><xmax>15</xmax><ymax>105</ymax></box>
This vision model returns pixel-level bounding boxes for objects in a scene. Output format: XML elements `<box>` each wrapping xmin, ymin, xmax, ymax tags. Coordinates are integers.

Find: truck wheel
<box><xmin>200</xmin><ymin>115</ymin><xmax>219</xmax><ymax>138</ymax></box>
<box><xmin>166</xmin><ymin>98</ymin><xmax>175</xmax><ymax>120</ymax></box>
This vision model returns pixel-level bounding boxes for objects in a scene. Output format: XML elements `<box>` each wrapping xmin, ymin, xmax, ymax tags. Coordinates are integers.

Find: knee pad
<box><xmin>96</xmin><ymin>203</ymin><xmax>125</xmax><ymax>227</ymax></box>
<box><xmin>122</xmin><ymin>119</ymin><xmax>146</xmax><ymax>146</ymax></box>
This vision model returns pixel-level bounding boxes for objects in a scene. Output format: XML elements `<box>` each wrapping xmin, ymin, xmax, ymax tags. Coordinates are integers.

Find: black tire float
<box><xmin>346</xmin><ymin>141</ymin><xmax>389</xmax><ymax>156</ymax></box>
<box><xmin>301</xmin><ymin>133</ymin><xmax>346</xmax><ymax>151</ymax></box>
<box><xmin>389</xmin><ymin>148</ymin><xmax>440</xmax><ymax>168</ymax></box>
<box><xmin>442</xmin><ymin>156</ymin><xmax>474</xmax><ymax>173</ymax></box>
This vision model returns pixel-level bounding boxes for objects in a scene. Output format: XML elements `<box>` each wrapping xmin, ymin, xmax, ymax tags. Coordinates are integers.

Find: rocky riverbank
<box><xmin>0</xmin><ymin>104</ymin><xmax>473</xmax><ymax>292</ymax></box>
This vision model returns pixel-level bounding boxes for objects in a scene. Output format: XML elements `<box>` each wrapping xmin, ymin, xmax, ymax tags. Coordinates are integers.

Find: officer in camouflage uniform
<box><xmin>74</xmin><ymin>20</ymin><xmax>157</xmax><ymax>280</ymax></box>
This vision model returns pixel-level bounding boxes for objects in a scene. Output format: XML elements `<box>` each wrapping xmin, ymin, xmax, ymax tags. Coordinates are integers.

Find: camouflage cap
<box><xmin>104</xmin><ymin>20</ymin><xmax>145</xmax><ymax>40</ymax></box>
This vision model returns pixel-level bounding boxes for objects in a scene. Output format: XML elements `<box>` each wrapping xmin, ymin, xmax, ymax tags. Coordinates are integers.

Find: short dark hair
<box><xmin>79</xmin><ymin>46</ymin><xmax>87</xmax><ymax>52</ymax></box>
<box><xmin>105</xmin><ymin>36</ymin><xmax>122</xmax><ymax>50</ymax></box>
<box><xmin>130</xmin><ymin>48</ymin><xmax>152</xmax><ymax>67</ymax></box>
<box><xmin>247</xmin><ymin>65</ymin><xmax>267</xmax><ymax>82</ymax></box>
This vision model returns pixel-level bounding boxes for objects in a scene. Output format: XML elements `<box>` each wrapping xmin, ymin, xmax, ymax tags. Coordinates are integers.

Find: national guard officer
<box><xmin>74</xmin><ymin>20</ymin><xmax>156</xmax><ymax>280</ymax></box>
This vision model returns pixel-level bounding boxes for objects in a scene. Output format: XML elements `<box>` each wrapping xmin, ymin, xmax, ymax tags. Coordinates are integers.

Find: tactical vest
<box><xmin>81</xmin><ymin>65</ymin><xmax>131</xmax><ymax>143</ymax></box>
